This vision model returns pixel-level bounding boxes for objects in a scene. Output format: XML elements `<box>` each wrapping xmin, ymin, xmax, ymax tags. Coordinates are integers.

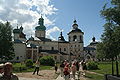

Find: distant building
<box><xmin>13</xmin><ymin>16</ymin><xmax>84</xmax><ymax>62</ymax></box>
<box><xmin>84</xmin><ymin>37</ymin><xmax>99</xmax><ymax>61</ymax></box>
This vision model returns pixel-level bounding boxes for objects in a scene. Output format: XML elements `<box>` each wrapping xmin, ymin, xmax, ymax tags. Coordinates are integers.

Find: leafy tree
<box><xmin>0</xmin><ymin>21</ymin><xmax>15</xmax><ymax>60</ymax></box>
<box><xmin>97</xmin><ymin>0</ymin><xmax>120</xmax><ymax>60</ymax></box>
<box><xmin>39</xmin><ymin>56</ymin><xmax>55</xmax><ymax>66</ymax></box>
<box><xmin>97</xmin><ymin>0</ymin><xmax>120</xmax><ymax>76</ymax></box>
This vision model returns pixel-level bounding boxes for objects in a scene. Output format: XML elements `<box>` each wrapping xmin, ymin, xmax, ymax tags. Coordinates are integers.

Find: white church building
<box><xmin>13</xmin><ymin>16</ymin><xmax>98</xmax><ymax>62</ymax></box>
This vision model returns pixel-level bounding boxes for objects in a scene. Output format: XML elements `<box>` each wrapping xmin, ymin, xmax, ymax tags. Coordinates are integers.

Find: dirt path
<box><xmin>16</xmin><ymin>70</ymin><xmax>56</xmax><ymax>80</ymax></box>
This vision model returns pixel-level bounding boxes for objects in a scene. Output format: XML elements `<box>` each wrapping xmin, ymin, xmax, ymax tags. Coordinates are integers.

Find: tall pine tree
<box><xmin>0</xmin><ymin>21</ymin><xmax>15</xmax><ymax>60</ymax></box>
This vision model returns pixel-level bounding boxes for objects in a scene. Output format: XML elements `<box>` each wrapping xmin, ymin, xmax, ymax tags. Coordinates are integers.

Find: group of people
<box><xmin>0</xmin><ymin>62</ymin><xmax>19</xmax><ymax>80</ymax></box>
<box><xmin>59</xmin><ymin>60</ymin><xmax>87</xmax><ymax>80</ymax></box>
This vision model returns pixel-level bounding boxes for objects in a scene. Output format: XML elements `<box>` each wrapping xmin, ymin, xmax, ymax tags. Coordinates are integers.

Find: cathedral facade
<box><xmin>13</xmin><ymin>16</ymin><xmax>84</xmax><ymax>62</ymax></box>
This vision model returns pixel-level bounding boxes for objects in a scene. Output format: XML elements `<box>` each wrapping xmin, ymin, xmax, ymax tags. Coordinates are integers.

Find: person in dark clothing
<box><xmin>76</xmin><ymin>61</ymin><xmax>79</xmax><ymax>71</ymax></box>
<box><xmin>55</xmin><ymin>63</ymin><xmax>58</xmax><ymax>73</ymax></box>
<box><xmin>60</xmin><ymin>61</ymin><xmax>65</xmax><ymax>77</ymax></box>
<box><xmin>33</xmin><ymin>60</ymin><xmax>40</xmax><ymax>75</ymax></box>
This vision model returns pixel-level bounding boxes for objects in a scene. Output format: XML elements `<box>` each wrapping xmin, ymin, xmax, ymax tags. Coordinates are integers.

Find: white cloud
<box><xmin>46</xmin><ymin>26</ymin><xmax>61</xmax><ymax>40</ymax></box>
<box><xmin>0</xmin><ymin>0</ymin><xmax>58</xmax><ymax>39</ymax></box>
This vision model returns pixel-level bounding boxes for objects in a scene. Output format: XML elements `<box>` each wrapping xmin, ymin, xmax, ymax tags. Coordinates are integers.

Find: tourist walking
<box><xmin>71</xmin><ymin>62</ymin><xmax>77</xmax><ymax>80</ymax></box>
<box><xmin>0</xmin><ymin>62</ymin><xmax>19</xmax><ymax>80</ymax></box>
<box><xmin>63</xmin><ymin>63</ymin><xmax>71</xmax><ymax>80</ymax></box>
<box><xmin>60</xmin><ymin>61</ymin><xmax>64</xmax><ymax>77</ymax></box>
<box><xmin>81</xmin><ymin>60</ymin><xmax>87</xmax><ymax>76</ymax></box>
<box><xmin>33</xmin><ymin>60</ymin><xmax>40</xmax><ymax>75</ymax></box>
<box><xmin>55</xmin><ymin>63</ymin><xmax>58</xmax><ymax>73</ymax></box>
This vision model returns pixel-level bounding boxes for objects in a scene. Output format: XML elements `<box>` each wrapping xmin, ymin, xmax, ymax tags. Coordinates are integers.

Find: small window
<box><xmin>59</xmin><ymin>48</ymin><xmax>61</xmax><ymax>52</ymax></box>
<box><xmin>52</xmin><ymin>47</ymin><xmax>54</xmax><ymax>50</ymax></box>
<box><xmin>16</xmin><ymin>56</ymin><xmax>19</xmax><ymax>60</ymax></box>
<box><xmin>64</xmin><ymin>48</ymin><xmax>66</xmax><ymax>51</ymax></box>
<box><xmin>80</xmin><ymin>35</ymin><xmax>83</xmax><ymax>42</ymax></box>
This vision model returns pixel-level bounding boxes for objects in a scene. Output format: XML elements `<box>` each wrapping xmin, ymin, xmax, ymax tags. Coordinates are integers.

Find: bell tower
<box><xmin>68</xmin><ymin>20</ymin><xmax>84</xmax><ymax>60</ymax></box>
<box><xmin>35</xmin><ymin>16</ymin><xmax>46</xmax><ymax>39</ymax></box>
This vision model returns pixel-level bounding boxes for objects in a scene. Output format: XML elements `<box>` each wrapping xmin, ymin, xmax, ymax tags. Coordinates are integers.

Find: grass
<box><xmin>89</xmin><ymin>61</ymin><xmax>120</xmax><ymax>75</ymax></box>
<box><xmin>85</xmin><ymin>61</ymin><xmax>120</xmax><ymax>80</ymax></box>
<box><xmin>85</xmin><ymin>72</ymin><xmax>104</xmax><ymax>80</ymax></box>
<box><xmin>12</xmin><ymin>63</ymin><xmax>53</xmax><ymax>73</ymax></box>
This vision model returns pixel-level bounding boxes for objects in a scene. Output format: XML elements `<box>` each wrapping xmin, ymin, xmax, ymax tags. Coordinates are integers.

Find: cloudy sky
<box><xmin>0</xmin><ymin>0</ymin><xmax>110</xmax><ymax>46</ymax></box>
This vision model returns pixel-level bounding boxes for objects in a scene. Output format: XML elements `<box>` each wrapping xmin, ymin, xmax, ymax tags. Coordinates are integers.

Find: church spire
<box><xmin>38</xmin><ymin>15</ymin><xmax>44</xmax><ymax>26</ymax></box>
<box><xmin>72</xmin><ymin>19</ymin><xmax>78</xmax><ymax>29</ymax></box>
<box><xmin>92</xmin><ymin>36</ymin><xmax>95</xmax><ymax>42</ymax></box>
<box><xmin>58</xmin><ymin>31</ymin><xmax>65</xmax><ymax>42</ymax></box>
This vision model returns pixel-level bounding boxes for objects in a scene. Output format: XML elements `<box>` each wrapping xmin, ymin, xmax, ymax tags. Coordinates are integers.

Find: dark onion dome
<box><xmin>68</xmin><ymin>28</ymin><xmax>84</xmax><ymax>35</ymax></box>
<box><xmin>72</xmin><ymin>23</ymin><xmax>78</xmax><ymax>27</ymax></box>
<box><xmin>35</xmin><ymin>16</ymin><xmax>46</xmax><ymax>31</ymax></box>
<box><xmin>29</xmin><ymin>36</ymin><xmax>34</xmax><ymax>41</ymax></box>
<box><xmin>89</xmin><ymin>37</ymin><xmax>98</xmax><ymax>46</ymax></box>
<box><xmin>92</xmin><ymin>36</ymin><xmax>95</xmax><ymax>42</ymax></box>
<box><xmin>13</xmin><ymin>29</ymin><xmax>20</xmax><ymax>33</ymax></box>
<box><xmin>58</xmin><ymin>32</ymin><xmax>66</xmax><ymax>42</ymax></box>
<box><xmin>68</xmin><ymin>20</ymin><xmax>84</xmax><ymax>35</ymax></box>
<box><xmin>89</xmin><ymin>41</ymin><xmax>99</xmax><ymax>46</ymax></box>
<box><xmin>20</xmin><ymin>26</ymin><xmax>23</xmax><ymax>31</ymax></box>
<box><xmin>35</xmin><ymin>25</ymin><xmax>46</xmax><ymax>31</ymax></box>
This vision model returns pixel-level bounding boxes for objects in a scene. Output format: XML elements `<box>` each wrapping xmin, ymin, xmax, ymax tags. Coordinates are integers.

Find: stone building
<box><xmin>84</xmin><ymin>37</ymin><xmax>99</xmax><ymax>61</ymax></box>
<box><xmin>13</xmin><ymin>16</ymin><xmax>84</xmax><ymax>62</ymax></box>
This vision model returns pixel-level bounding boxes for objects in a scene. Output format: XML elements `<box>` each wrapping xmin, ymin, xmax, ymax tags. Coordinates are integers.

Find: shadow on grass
<box><xmin>84</xmin><ymin>75</ymin><xmax>93</xmax><ymax>79</ymax></box>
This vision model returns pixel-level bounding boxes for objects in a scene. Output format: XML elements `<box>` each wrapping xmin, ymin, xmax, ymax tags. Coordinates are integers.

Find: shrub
<box><xmin>87</xmin><ymin>61</ymin><xmax>98</xmax><ymax>70</ymax></box>
<box><xmin>25</xmin><ymin>59</ymin><xmax>33</xmax><ymax>68</ymax></box>
<box><xmin>39</xmin><ymin>56</ymin><xmax>55</xmax><ymax>66</ymax></box>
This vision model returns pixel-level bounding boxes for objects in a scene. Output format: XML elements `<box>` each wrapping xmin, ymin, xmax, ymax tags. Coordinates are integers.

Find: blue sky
<box><xmin>50</xmin><ymin>0</ymin><xmax>109</xmax><ymax>46</ymax></box>
<box><xmin>0</xmin><ymin>0</ymin><xmax>110</xmax><ymax>46</ymax></box>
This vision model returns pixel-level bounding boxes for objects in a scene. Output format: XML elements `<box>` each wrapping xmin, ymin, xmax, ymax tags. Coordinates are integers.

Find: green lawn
<box><xmin>85</xmin><ymin>61</ymin><xmax>120</xmax><ymax>80</ymax></box>
<box><xmin>89</xmin><ymin>62</ymin><xmax>120</xmax><ymax>75</ymax></box>
<box><xmin>85</xmin><ymin>73</ymin><xmax>104</xmax><ymax>80</ymax></box>
<box><xmin>13</xmin><ymin>63</ymin><xmax>53</xmax><ymax>73</ymax></box>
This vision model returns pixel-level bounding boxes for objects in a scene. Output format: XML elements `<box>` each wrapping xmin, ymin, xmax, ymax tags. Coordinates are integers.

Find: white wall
<box><xmin>13</xmin><ymin>43</ymin><xmax>26</xmax><ymax>62</ymax></box>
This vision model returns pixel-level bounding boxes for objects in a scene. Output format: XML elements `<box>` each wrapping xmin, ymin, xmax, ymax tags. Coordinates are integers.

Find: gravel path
<box><xmin>19</xmin><ymin>77</ymin><xmax>45</xmax><ymax>80</ymax></box>
<box><xmin>16</xmin><ymin>70</ymin><xmax>56</xmax><ymax>80</ymax></box>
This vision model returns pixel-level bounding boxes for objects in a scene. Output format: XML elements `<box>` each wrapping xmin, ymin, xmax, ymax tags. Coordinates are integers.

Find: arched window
<box><xmin>51</xmin><ymin>47</ymin><xmax>54</xmax><ymax>50</ymax></box>
<box><xmin>73</xmin><ymin>35</ymin><xmax>77</xmax><ymax>41</ymax></box>
<box><xmin>80</xmin><ymin>35</ymin><xmax>82</xmax><ymax>42</ymax></box>
<box><xmin>59</xmin><ymin>48</ymin><xmax>61</xmax><ymax>52</ymax></box>
<box><xmin>64</xmin><ymin>48</ymin><xmax>66</xmax><ymax>51</ymax></box>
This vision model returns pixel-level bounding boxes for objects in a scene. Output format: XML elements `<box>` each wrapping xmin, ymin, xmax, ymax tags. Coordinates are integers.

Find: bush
<box><xmin>39</xmin><ymin>56</ymin><xmax>55</xmax><ymax>66</ymax></box>
<box><xmin>87</xmin><ymin>61</ymin><xmax>98</xmax><ymax>70</ymax></box>
<box><xmin>25</xmin><ymin>59</ymin><xmax>33</xmax><ymax>68</ymax></box>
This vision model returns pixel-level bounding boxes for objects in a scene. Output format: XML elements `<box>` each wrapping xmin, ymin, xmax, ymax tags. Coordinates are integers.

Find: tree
<box><xmin>97</xmin><ymin>0</ymin><xmax>120</xmax><ymax>76</ymax></box>
<box><xmin>0</xmin><ymin>21</ymin><xmax>15</xmax><ymax>60</ymax></box>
